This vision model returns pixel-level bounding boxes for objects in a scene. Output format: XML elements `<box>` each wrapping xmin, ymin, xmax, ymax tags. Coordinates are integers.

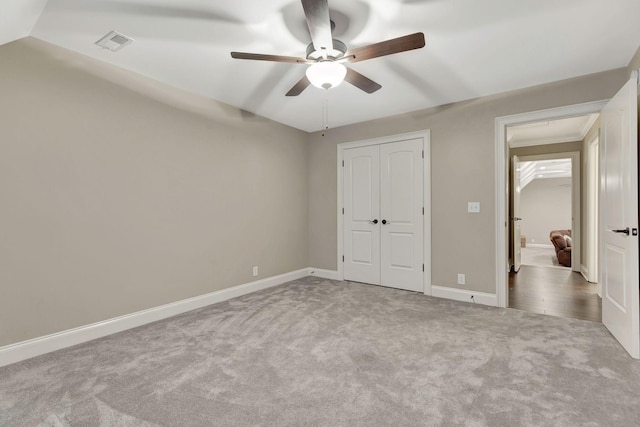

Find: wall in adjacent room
<box><xmin>520</xmin><ymin>177</ymin><xmax>573</xmax><ymax>246</ymax></box>
<box><xmin>0</xmin><ymin>38</ymin><xmax>309</xmax><ymax>347</ymax></box>
<box><xmin>308</xmin><ymin>68</ymin><xmax>627</xmax><ymax>294</ymax></box>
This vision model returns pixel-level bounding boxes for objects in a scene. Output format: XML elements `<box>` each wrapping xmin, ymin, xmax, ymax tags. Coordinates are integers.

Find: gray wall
<box><xmin>0</xmin><ymin>38</ymin><xmax>309</xmax><ymax>347</ymax></box>
<box><xmin>520</xmin><ymin>178</ymin><xmax>572</xmax><ymax>246</ymax></box>
<box><xmin>308</xmin><ymin>69</ymin><xmax>627</xmax><ymax>294</ymax></box>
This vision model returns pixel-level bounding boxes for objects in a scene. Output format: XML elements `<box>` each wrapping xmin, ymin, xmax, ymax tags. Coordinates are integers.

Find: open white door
<box><xmin>600</xmin><ymin>73</ymin><xmax>639</xmax><ymax>359</ymax></box>
<box><xmin>511</xmin><ymin>155</ymin><xmax>522</xmax><ymax>272</ymax></box>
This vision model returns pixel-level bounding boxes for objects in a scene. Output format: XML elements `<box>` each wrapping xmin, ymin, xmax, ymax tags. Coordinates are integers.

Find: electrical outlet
<box><xmin>457</xmin><ymin>273</ymin><xmax>465</xmax><ymax>285</ymax></box>
<box><xmin>252</xmin><ymin>266</ymin><xmax>258</xmax><ymax>277</ymax></box>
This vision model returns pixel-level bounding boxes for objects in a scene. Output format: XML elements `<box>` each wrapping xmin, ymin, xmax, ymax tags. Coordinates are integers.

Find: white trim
<box><xmin>308</xmin><ymin>268</ymin><xmax>340</xmax><ymax>280</ymax></box>
<box><xmin>337</xmin><ymin>130</ymin><xmax>432</xmax><ymax>294</ymax></box>
<box><xmin>0</xmin><ymin>268</ymin><xmax>310</xmax><ymax>367</ymax></box>
<box><xmin>585</xmin><ymin>132</ymin><xmax>600</xmax><ymax>284</ymax></box>
<box><xmin>495</xmin><ymin>100</ymin><xmax>608</xmax><ymax>308</ymax></box>
<box><xmin>527</xmin><ymin>243</ymin><xmax>554</xmax><ymax>249</ymax></box>
<box><xmin>431</xmin><ymin>286</ymin><xmax>497</xmax><ymax>307</ymax></box>
<box><xmin>580</xmin><ymin>264</ymin><xmax>594</xmax><ymax>283</ymax></box>
<box><xmin>509</xmin><ymin>135</ymin><xmax>584</xmax><ymax>148</ymax></box>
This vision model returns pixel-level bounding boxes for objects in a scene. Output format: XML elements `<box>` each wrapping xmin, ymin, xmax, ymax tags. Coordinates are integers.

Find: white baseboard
<box><xmin>581</xmin><ymin>264</ymin><xmax>589</xmax><ymax>282</ymax></box>
<box><xmin>308</xmin><ymin>268</ymin><xmax>340</xmax><ymax>280</ymax></box>
<box><xmin>0</xmin><ymin>268</ymin><xmax>310</xmax><ymax>368</ymax></box>
<box><xmin>431</xmin><ymin>285</ymin><xmax>497</xmax><ymax>307</ymax></box>
<box><xmin>526</xmin><ymin>243</ymin><xmax>554</xmax><ymax>249</ymax></box>
<box><xmin>580</xmin><ymin>264</ymin><xmax>598</xmax><ymax>284</ymax></box>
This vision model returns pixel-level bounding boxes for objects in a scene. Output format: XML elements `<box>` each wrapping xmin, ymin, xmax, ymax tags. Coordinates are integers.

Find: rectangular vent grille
<box><xmin>95</xmin><ymin>31</ymin><xmax>134</xmax><ymax>51</ymax></box>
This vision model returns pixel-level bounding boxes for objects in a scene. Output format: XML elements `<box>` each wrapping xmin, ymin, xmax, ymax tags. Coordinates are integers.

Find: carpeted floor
<box><xmin>1</xmin><ymin>277</ymin><xmax>639</xmax><ymax>426</ymax></box>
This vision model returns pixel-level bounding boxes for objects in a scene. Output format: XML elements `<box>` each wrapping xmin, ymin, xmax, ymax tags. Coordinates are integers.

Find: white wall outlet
<box><xmin>457</xmin><ymin>273</ymin><xmax>466</xmax><ymax>285</ymax></box>
<box><xmin>467</xmin><ymin>202</ymin><xmax>480</xmax><ymax>213</ymax></box>
<box><xmin>252</xmin><ymin>266</ymin><xmax>258</xmax><ymax>277</ymax></box>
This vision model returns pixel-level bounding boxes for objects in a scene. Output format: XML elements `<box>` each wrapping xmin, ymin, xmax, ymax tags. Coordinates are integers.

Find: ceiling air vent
<box><xmin>95</xmin><ymin>31</ymin><xmax>134</xmax><ymax>52</ymax></box>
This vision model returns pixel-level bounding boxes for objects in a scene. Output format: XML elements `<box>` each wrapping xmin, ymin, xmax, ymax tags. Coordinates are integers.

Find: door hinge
<box><xmin>422</xmin><ymin>264</ymin><xmax>424</xmax><ymax>272</ymax></box>
<box><xmin>342</xmin><ymin>208</ymin><xmax>344</xmax><ymax>214</ymax></box>
<box><xmin>422</xmin><ymin>207</ymin><xmax>424</xmax><ymax>215</ymax></box>
<box><xmin>421</xmin><ymin>150</ymin><xmax>424</xmax><ymax>159</ymax></box>
<box><xmin>342</xmin><ymin>255</ymin><xmax>345</xmax><ymax>262</ymax></box>
<box><xmin>342</xmin><ymin>160</ymin><xmax>344</xmax><ymax>167</ymax></box>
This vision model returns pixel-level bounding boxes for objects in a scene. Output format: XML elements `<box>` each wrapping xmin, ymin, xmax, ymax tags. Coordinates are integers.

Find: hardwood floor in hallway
<box><xmin>509</xmin><ymin>265</ymin><xmax>601</xmax><ymax>322</ymax></box>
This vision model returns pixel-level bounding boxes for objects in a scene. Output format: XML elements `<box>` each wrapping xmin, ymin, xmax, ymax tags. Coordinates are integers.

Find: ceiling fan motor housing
<box><xmin>306</xmin><ymin>39</ymin><xmax>347</xmax><ymax>61</ymax></box>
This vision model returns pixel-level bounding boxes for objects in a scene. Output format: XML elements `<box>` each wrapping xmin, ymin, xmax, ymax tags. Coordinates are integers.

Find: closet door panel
<box><xmin>343</xmin><ymin>146</ymin><xmax>381</xmax><ymax>285</ymax></box>
<box><xmin>380</xmin><ymin>139</ymin><xmax>424</xmax><ymax>292</ymax></box>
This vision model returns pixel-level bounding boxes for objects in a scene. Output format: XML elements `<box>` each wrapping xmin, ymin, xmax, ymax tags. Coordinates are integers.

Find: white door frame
<box><xmin>337</xmin><ymin>130</ymin><xmax>432</xmax><ymax>294</ymax></box>
<box><xmin>585</xmin><ymin>133</ymin><xmax>600</xmax><ymax>287</ymax></box>
<box><xmin>512</xmin><ymin>152</ymin><xmax>581</xmax><ymax>272</ymax></box>
<box><xmin>495</xmin><ymin>100</ymin><xmax>608</xmax><ymax>308</ymax></box>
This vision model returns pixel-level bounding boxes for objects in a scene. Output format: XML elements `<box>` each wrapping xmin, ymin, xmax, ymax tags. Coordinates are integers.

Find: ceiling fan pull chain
<box><xmin>322</xmin><ymin>95</ymin><xmax>329</xmax><ymax>136</ymax></box>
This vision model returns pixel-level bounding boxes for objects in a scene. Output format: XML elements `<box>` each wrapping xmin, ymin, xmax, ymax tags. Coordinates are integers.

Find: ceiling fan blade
<box><xmin>344</xmin><ymin>68</ymin><xmax>382</xmax><ymax>94</ymax></box>
<box><xmin>345</xmin><ymin>32</ymin><xmax>425</xmax><ymax>64</ymax></box>
<box><xmin>301</xmin><ymin>0</ymin><xmax>334</xmax><ymax>53</ymax></box>
<box><xmin>231</xmin><ymin>52</ymin><xmax>308</xmax><ymax>64</ymax></box>
<box><xmin>286</xmin><ymin>75</ymin><xmax>312</xmax><ymax>96</ymax></box>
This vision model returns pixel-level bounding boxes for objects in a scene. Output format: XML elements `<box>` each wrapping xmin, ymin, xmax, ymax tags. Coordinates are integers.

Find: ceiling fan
<box><xmin>230</xmin><ymin>0</ymin><xmax>425</xmax><ymax>96</ymax></box>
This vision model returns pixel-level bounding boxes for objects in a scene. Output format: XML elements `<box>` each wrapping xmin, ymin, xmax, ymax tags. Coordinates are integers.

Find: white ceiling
<box><xmin>3</xmin><ymin>0</ymin><xmax>640</xmax><ymax>132</ymax></box>
<box><xmin>519</xmin><ymin>159</ymin><xmax>572</xmax><ymax>190</ymax></box>
<box><xmin>507</xmin><ymin>114</ymin><xmax>598</xmax><ymax>148</ymax></box>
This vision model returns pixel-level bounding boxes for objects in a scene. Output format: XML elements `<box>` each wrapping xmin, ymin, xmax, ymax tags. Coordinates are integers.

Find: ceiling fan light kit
<box><xmin>230</xmin><ymin>0</ymin><xmax>426</xmax><ymax>96</ymax></box>
<box><xmin>306</xmin><ymin>61</ymin><xmax>347</xmax><ymax>89</ymax></box>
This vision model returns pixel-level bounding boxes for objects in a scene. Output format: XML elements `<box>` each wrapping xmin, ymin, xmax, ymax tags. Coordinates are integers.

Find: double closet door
<box><xmin>343</xmin><ymin>138</ymin><xmax>424</xmax><ymax>292</ymax></box>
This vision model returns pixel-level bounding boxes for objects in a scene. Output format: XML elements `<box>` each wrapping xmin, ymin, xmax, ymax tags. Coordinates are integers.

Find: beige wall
<box><xmin>308</xmin><ymin>69</ymin><xmax>627</xmax><ymax>293</ymax></box>
<box><xmin>520</xmin><ymin>177</ymin><xmax>572</xmax><ymax>246</ymax></box>
<box><xmin>0</xmin><ymin>38</ymin><xmax>309</xmax><ymax>347</ymax></box>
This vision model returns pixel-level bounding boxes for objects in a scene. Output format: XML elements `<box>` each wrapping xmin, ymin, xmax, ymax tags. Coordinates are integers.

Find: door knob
<box><xmin>369</xmin><ymin>219</ymin><xmax>378</xmax><ymax>224</ymax></box>
<box><xmin>381</xmin><ymin>219</ymin><xmax>388</xmax><ymax>225</ymax></box>
<box><xmin>511</xmin><ymin>217</ymin><xmax>522</xmax><ymax>221</ymax></box>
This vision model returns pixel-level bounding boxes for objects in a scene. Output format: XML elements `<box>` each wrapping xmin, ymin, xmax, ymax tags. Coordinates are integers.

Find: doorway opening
<box><xmin>515</xmin><ymin>156</ymin><xmax>575</xmax><ymax>271</ymax></box>
<box><xmin>508</xmin><ymin>147</ymin><xmax>600</xmax><ymax>321</ymax></box>
<box><xmin>495</xmin><ymin>105</ymin><xmax>606</xmax><ymax>322</ymax></box>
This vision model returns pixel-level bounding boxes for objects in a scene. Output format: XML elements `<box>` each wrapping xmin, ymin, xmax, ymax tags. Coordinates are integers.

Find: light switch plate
<box><xmin>468</xmin><ymin>202</ymin><xmax>480</xmax><ymax>213</ymax></box>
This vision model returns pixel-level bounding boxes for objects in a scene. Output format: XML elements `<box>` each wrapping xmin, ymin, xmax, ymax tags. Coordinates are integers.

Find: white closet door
<box><xmin>380</xmin><ymin>139</ymin><xmax>424</xmax><ymax>292</ymax></box>
<box><xmin>343</xmin><ymin>145</ymin><xmax>381</xmax><ymax>285</ymax></box>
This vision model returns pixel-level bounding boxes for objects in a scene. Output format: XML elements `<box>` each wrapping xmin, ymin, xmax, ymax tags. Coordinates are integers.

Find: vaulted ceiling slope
<box><xmin>3</xmin><ymin>0</ymin><xmax>640</xmax><ymax>132</ymax></box>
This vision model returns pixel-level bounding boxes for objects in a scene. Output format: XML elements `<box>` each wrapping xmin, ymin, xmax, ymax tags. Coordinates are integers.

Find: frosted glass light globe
<box><xmin>305</xmin><ymin>61</ymin><xmax>347</xmax><ymax>90</ymax></box>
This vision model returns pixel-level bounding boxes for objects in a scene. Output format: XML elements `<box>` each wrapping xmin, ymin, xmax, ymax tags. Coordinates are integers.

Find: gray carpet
<box><xmin>1</xmin><ymin>277</ymin><xmax>639</xmax><ymax>426</ymax></box>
